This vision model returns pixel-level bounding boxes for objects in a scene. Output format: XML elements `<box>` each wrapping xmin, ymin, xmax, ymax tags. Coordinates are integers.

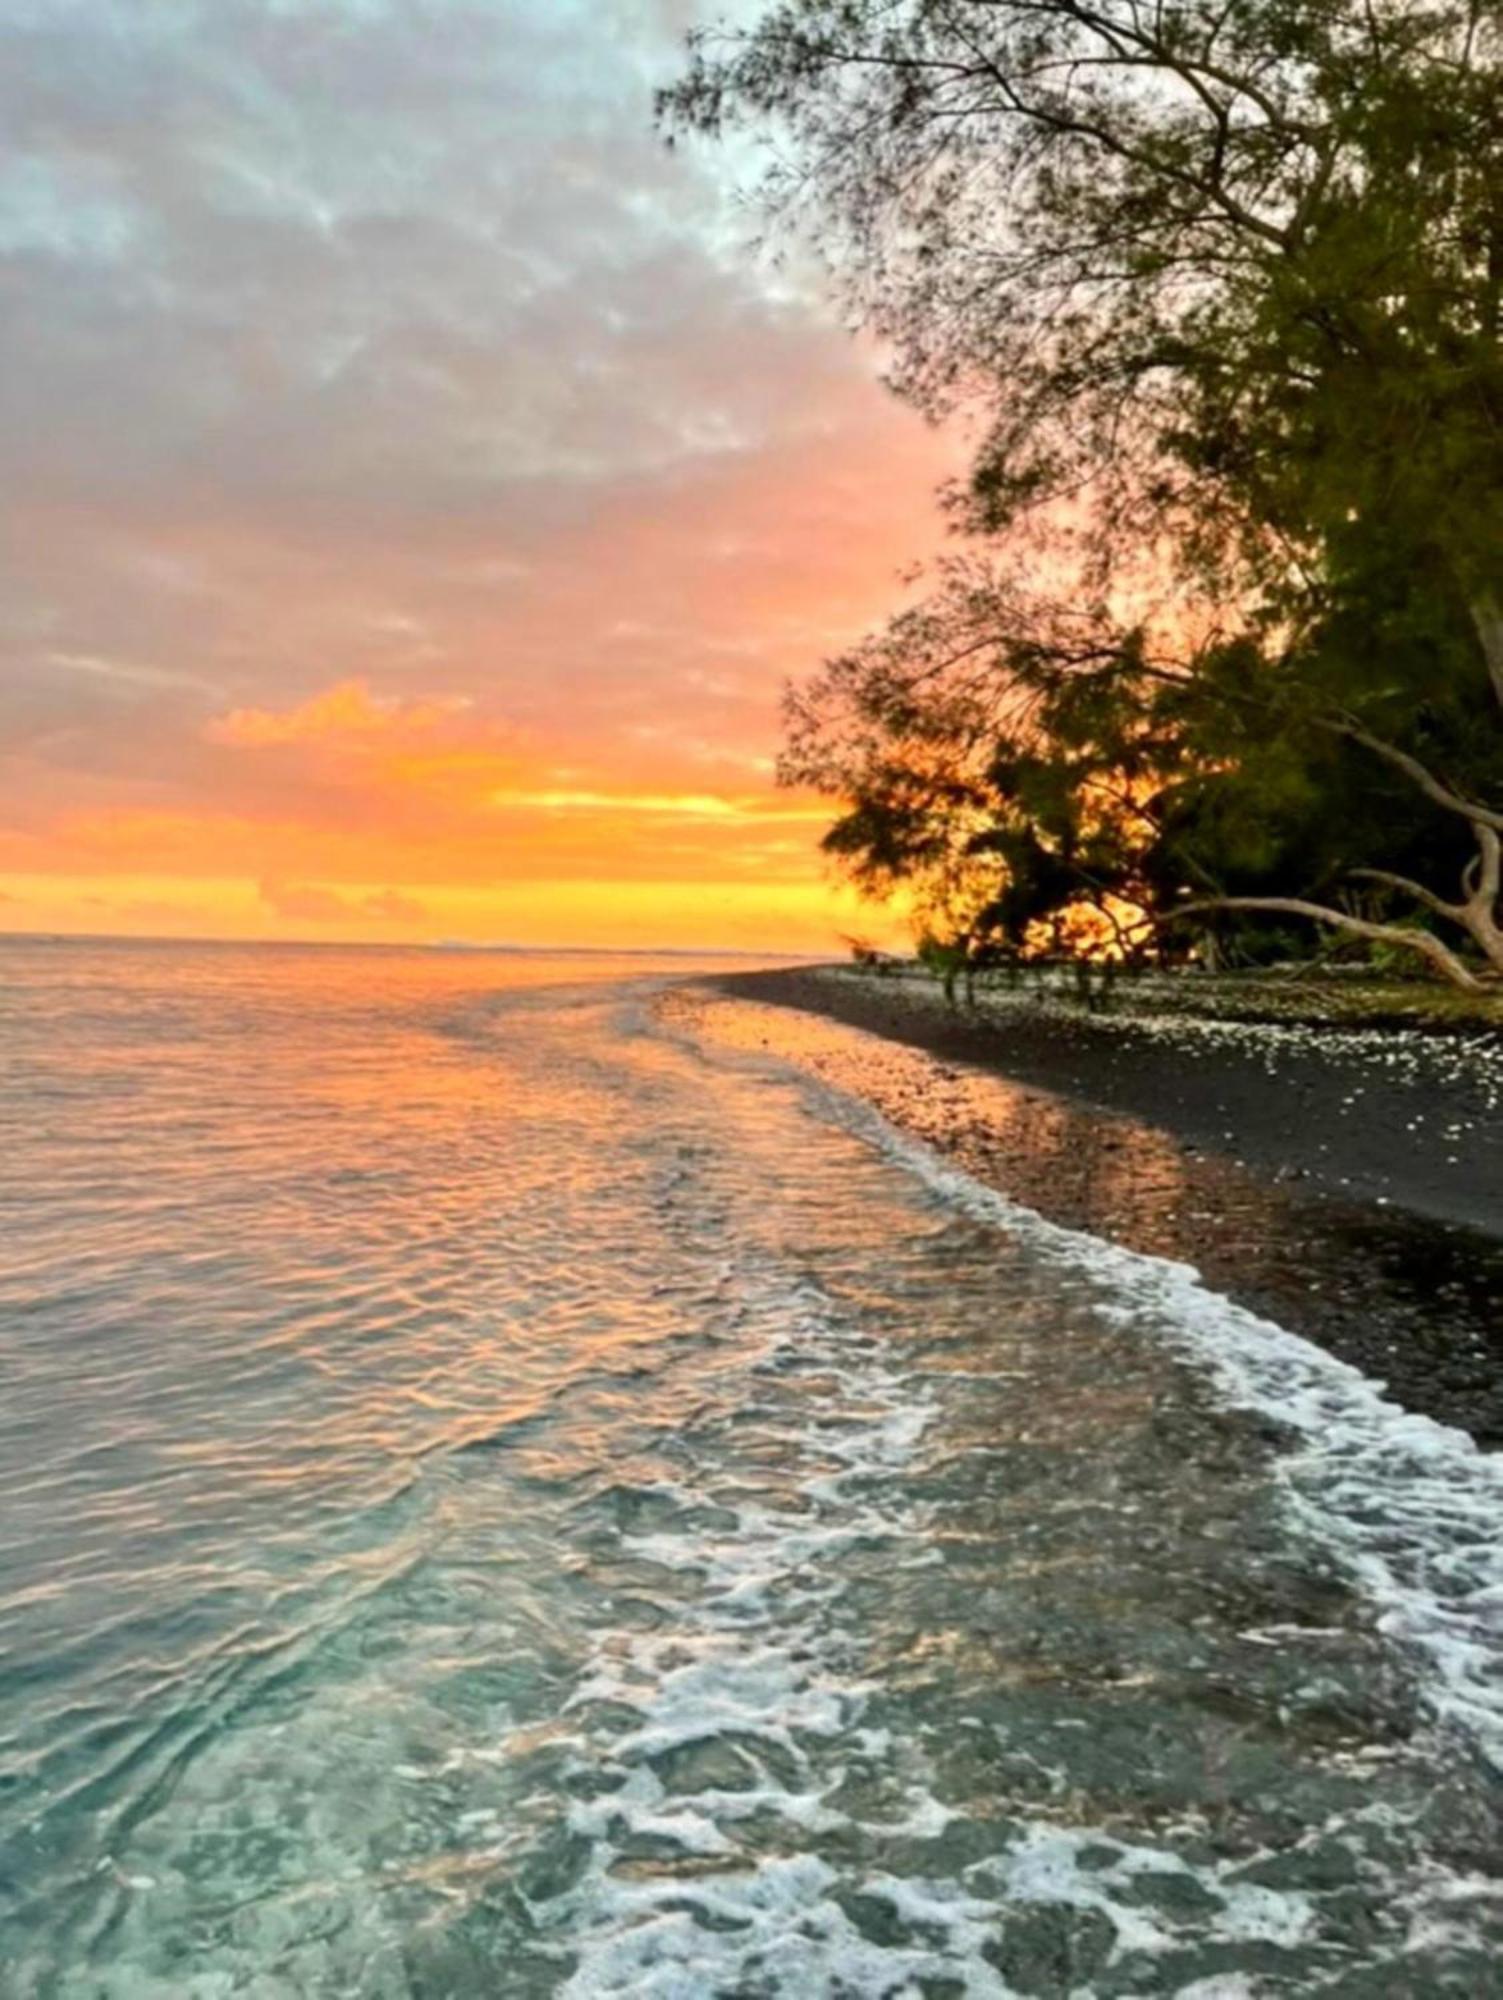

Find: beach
<box><xmin>700</xmin><ymin>965</ymin><xmax>1503</xmax><ymax>1447</ymax></box>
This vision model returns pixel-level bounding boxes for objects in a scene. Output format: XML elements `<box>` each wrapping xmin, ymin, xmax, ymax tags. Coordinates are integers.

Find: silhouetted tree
<box><xmin>664</xmin><ymin>1</ymin><xmax>1503</xmax><ymax>984</ymax></box>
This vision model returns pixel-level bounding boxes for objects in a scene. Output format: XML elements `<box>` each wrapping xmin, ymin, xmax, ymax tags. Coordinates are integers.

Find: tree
<box><xmin>782</xmin><ymin>554</ymin><xmax>1499</xmax><ymax>985</ymax></box>
<box><xmin>663</xmin><ymin>1</ymin><xmax>1503</xmax><ymax>984</ymax></box>
<box><xmin>779</xmin><ymin>562</ymin><xmax>1171</xmax><ymax>956</ymax></box>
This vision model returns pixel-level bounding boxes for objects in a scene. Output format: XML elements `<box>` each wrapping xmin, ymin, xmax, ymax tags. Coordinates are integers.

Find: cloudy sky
<box><xmin>0</xmin><ymin>0</ymin><xmax>951</xmax><ymax>948</ymax></box>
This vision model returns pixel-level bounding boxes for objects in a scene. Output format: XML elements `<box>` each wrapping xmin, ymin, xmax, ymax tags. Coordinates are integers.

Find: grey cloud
<box><xmin>0</xmin><ymin>0</ymin><xmax>948</xmax><ymax>857</ymax></box>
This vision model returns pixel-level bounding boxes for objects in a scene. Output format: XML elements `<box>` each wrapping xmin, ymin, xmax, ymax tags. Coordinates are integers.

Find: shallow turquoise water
<box><xmin>0</xmin><ymin>940</ymin><xmax>1500</xmax><ymax>1995</ymax></box>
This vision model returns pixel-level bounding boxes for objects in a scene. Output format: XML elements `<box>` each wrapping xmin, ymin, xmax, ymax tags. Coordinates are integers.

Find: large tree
<box><xmin>783</xmin><ymin>558</ymin><xmax>1494</xmax><ymax>984</ymax></box>
<box><xmin>663</xmin><ymin>0</ymin><xmax>1503</xmax><ymax>984</ymax></box>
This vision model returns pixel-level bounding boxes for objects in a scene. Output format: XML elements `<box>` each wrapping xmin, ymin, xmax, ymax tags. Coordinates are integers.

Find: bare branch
<box><xmin>1167</xmin><ymin>896</ymin><xmax>1485</xmax><ymax>989</ymax></box>
<box><xmin>1348</xmin><ymin>869</ymin><xmax>1465</xmax><ymax>923</ymax></box>
<box><xmin>1321</xmin><ymin>718</ymin><xmax>1503</xmax><ymax>835</ymax></box>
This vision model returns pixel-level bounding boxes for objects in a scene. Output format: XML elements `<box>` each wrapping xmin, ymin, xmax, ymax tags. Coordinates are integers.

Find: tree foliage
<box><xmin>663</xmin><ymin>1</ymin><xmax>1503</xmax><ymax>985</ymax></box>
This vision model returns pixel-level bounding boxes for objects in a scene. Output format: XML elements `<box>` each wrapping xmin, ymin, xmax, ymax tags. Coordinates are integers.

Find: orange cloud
<box><xmin>259</xmin><ymin>876</ymin><xmax>429</xmax><ymax>925</ymax></box>
<box><xmin>486</xmin><ymin>787</ymin><xmax>828</xmax><ymax>824</ymax></box>
<box><xmin>0</xmin><ymin>868</ymin><xmax>908</xmax><ymax>954</ymax></box>
<box><xmin>207</xmin><ymin>680</ymin><xmax>470</xmax><ymax>750</ymax></box>
<box><xmin>0</xmin><ymin>0</ymin><xmax>964</xmax><ymax>951</ymax></box>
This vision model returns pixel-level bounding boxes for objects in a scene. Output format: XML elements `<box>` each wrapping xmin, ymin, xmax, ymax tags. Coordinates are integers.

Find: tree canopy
<box><xmin>663</xmin><ymin>1</ymin><xmax>1503</xmax><ymax>985</ymax></box>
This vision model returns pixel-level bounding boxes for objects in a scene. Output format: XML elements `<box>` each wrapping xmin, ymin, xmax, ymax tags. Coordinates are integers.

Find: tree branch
<box><xmin>1348</xmin><ymin>868</ymin><xmax>1465</xmax><ymax>923</ymax></box>
<box><xmin>1319</xmin><ymin>716</ymin><xmax>1503</xmax><ymax>834</ymax></box>
<box><xmin>1165</xmin><ymin>896</ymin><xmax>1485</xmax><ymax>989</ymax></box>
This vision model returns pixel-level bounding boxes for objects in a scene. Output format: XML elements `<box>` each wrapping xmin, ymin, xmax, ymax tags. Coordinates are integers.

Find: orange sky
<box><xmin>0</xmin><ymin>1</ymin><xmax>954</xmax><ymax>951</ymax></box>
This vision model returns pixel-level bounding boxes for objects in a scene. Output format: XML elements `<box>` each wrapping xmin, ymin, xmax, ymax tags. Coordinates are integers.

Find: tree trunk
<box><xmin>1470</xmin><ymin>591</ymin><xmax>1503</xmax><ymax>714</ymax></box>
<box><xmin>1459</xmin><ymin>824</ymin><xmax>1503</xmax><ymax>973</ymax></box>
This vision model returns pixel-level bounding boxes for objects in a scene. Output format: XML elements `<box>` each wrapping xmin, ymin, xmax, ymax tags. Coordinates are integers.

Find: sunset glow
<box><xmin>0</xmin><ymin>1</ymin><xmax>952</xmax><ymax>950</ymax></box>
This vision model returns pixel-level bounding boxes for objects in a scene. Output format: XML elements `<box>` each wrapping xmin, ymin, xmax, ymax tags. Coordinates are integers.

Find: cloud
<box><xmin>488</xmin><ymin>788</ymin><xmax>823</xmax><ymax>820</ymax></box>
<box><xmin>0</xmin><ymin>0</ymin><xmax>955</xmax><ymax>945</ymax></box>
<box><xmin>257</xmin><ymin>875</ymin><xmax>428</xmax><ymax>927</ymax></box>
<box><xmin>207</xmin><ymin>680</ymin><xmax>468</xmax><ymax>749</ymax></box>
<box><xmin>258</xmin><ymin>877</ymin><xmax>354</xmax><ymax>923</ymax></box>
<box><xmin>362</xmin><ymin>887</ymin><xmax>427</xmax><ymax>923</ymax></box>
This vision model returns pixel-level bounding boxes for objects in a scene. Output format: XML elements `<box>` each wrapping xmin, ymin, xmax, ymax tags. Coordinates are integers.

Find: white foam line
<box><xmin>548</xmin><ymin>1296</ymin><xmax>1344</xmax><ymax>1993</ymax></box>
<box><xmin>823</xmin><ymin>1087</ymin><xmax>1503</xmax><ymax>1770</ymax></box>
<box><xmin>539</xmin><ymin>1166</ymin><xmax>1503</xmax><ymax>1992</ymax></box>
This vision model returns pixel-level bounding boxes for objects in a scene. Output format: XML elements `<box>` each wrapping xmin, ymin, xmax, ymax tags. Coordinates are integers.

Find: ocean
<box><xmin>0</xmin><ymin>938</ymin><xmax>1500</xmax><ymax>1995</ymax></box>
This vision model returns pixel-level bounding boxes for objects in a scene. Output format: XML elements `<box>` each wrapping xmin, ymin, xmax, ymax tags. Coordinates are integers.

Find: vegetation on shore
<box><xmin>840</xmin><ymin>948</ymin><xmax>1503</xmax><ymax>1036</ymax></box>
<box><xmin>664</xmin><ymin>1</ymin><xmax>1503</xmax><ymax>990</ymax></box>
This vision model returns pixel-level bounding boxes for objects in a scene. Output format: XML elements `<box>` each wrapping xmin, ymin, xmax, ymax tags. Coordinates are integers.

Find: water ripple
<box><xmin>0</xmin><ymin>942</ymin><xmax>1498</xmax><ymax>1994</ymax></box>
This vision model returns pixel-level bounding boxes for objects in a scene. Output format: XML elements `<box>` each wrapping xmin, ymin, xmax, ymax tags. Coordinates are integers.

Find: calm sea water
<box><xmin>1</xmin><ymin>938</ymin><xmax>1501</xmax><ymax>1996</ymax></box>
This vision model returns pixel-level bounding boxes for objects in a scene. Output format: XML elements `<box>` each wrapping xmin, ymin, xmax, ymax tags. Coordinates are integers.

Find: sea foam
<box><xmin>542</xmin><ymin>1271</ymin><xmax>1342</xmax><ymax>1995</ymax></box>
<box><xmin>821</xmin><ymin>1086</ymin><xmax>1503</xmax><ymax>1774</ymax></box>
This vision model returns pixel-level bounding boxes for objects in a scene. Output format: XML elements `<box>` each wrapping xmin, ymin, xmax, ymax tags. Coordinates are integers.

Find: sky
<box><xmin>0</xmin><ymin>0</ymin><xmax>953</xmax><ymax>950</ymax></box>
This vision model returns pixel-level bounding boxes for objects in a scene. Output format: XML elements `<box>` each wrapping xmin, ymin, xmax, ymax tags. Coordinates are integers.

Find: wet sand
<box><xmin>692</xmin><ymin>968</ymin><xmax>1503</xmax><ymax>1448</ymax></box>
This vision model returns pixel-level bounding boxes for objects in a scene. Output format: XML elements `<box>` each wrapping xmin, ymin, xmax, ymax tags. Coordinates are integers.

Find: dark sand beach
<box><xmin>699</xmin><ymin>966</ymin><xmax>1503</xmax><ymax>1447</ymax></box>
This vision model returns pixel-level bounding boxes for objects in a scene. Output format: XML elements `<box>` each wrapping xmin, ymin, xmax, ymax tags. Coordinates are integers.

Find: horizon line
<box><xmin>0</xmin><ymin>927</ymin><xmax>833</xmax><ymax>960</ymax></box>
